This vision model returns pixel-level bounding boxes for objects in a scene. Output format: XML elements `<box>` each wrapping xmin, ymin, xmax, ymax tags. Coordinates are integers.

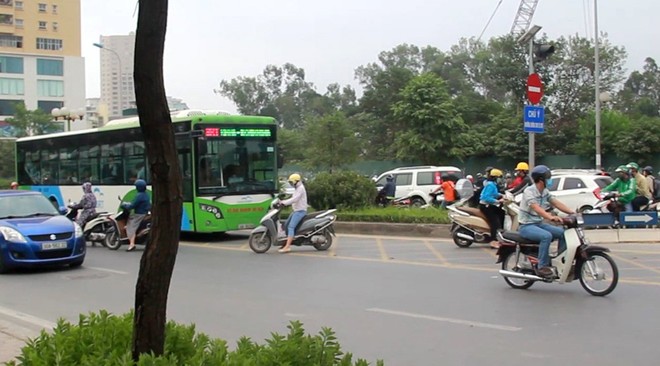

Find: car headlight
<box><xmin>0</xmin><ymin>227</ymin><xmax>27</xmax><ymax>243</ymax></box>
<box><xmin>74</xmin><ymin>222</ymin><xmax>83</xmax><ymax>238</ymax></box>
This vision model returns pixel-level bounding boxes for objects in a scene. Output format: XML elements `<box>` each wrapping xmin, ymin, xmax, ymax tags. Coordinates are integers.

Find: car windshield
<box><xmin>0</xmin><ymin>195</ymin><xmax>59</xmax><ymax>219</ymax></box>
<box><xmin>595</xmin><ymin>177</ymin><xmax>613</xmax><ymax>188</ymax></box>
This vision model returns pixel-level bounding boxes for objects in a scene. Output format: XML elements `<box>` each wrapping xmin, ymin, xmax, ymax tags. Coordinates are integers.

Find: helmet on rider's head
<box><xmin>134</xmin><ymin>179</ymin><xmax>147</xmax><ymax>192</ymax></box>
<box><xmin>626</xmin><ymin>162</ymin><xmax>639</xmax><ymax>171</ymax></box>
<box><xmin>488</xmin><ymin>169</ymin><xmax>503</xmax><ymax>178</ymax></box>
<box><xmin>385</xmin><ymin>174</ymin><xmax>394</xmax><ymax>181</ymax></box>
<box><xmin>9</xmin><ymin>181</ymin><xmax>18</xmax><ymax>189</ymax></box>
<box><xmin>515</xmin><ymin>162</ymin><xmax>529</xmax><ymax>171</ymax></box>
<box><xmin>82</xmin><ymin>182</ymin><xmax>92</xmax><ymax>193</ymax></box>
<box><xmin>288</xmin><ymin>173</ymin><xmax>301</xmax><ymax>186</ymax></box>
<box><xmin>530</xmin><ymin>165</ymin><xmax>552</xmax><ymax>183</ymax></box>
<box><xmin>643</xmin><ymin>166</ymin><xmax>653</xmax><ymax>174</ymax></box>
<box><xmin>615</xmin><ymin>165</ymin><xmax>629</xmax><ymax>175</ymax></box>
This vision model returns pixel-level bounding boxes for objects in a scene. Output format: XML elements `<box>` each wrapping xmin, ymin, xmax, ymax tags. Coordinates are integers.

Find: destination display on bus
<box><xmin>203</xmin><ymin>127</ymin><xmax>272</xmax><ymax>138</ymax></box>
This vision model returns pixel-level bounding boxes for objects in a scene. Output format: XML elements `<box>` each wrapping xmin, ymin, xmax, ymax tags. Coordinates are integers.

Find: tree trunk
<box><xmin>132</xmin><ymin>0</ymin><xmax>182</xmax><ymax>361</ymax></box>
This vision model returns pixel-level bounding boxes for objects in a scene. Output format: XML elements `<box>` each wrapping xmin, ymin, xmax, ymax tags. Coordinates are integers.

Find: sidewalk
<box><xmin>0</xmin><ymin>318</ymin><xmax>39</xmax><ymax>364</ymax></box>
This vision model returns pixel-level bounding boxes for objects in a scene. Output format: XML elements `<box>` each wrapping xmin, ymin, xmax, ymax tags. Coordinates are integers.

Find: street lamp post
<box><xmin>93</xmin><ymin>42</ymin><xmax>123</xmax><ymax>118</ymax></box>
<box><xmin>518</xmin><ymin>25</ymin><xmax>542</xmax><ymax>170</ymax></box>
<box><xmin>51</xmin><ymin>107</ymin><xmax>85</xmax><ymax>132</ymax></box>
<box><xmin>594</xmin><ymin>0</ymin><xmax>602</xmax><ymax>170</ymax></box>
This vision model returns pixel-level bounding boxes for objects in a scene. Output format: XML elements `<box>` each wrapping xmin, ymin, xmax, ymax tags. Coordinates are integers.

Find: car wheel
<box><xmin>411</xmin><ymin>197</ymin><xmax>425</xmax><ymax>207</ymax></box>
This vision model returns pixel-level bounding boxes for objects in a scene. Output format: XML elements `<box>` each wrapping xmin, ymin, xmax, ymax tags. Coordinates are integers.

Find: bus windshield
<box><xmin>196</xmin><ymin>129</ymin><xmax>277</xmax><ymax>197</ymax></box>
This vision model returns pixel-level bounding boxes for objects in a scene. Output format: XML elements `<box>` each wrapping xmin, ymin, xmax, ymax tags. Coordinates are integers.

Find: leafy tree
<box><xmin>616</xmin><ymin>57</ymin><xmax>660</xmax><ymax>117</ymax></box>
<box><xmin>131</xmin><ymin>0</ymin><xmax>183</xmax><ymax>360</ymax></box>
<box><xmin>391</xmin><ymin>73</ymin><xmax>464</xmax><ymax>164</ymax></box>
<box><xmin>573</xmin><ymin>110</ymin><xmax>632</xmax><ymax>159</ymax></box>
<box><xmin>614</xmin><ymin>116</ymin><xmax>660</xmax><ymax>164</ymax></box>
<box><xmin>277</xmin><ymin>128</ymin><xmax>306</xmax><ymax>165</ymax></box>
<box><xmin>302</xmin><ymin>112</ymin><xmax>360</xmax><ymax>171</ymax></box>
<box><xmin>5</xmin><ymin>103</ymin><xmax>58</xmax><ymax>137</ymax></box>
<box><xmin>0</xmin><ymin>138</ymin><xmax>15</xmax><ymax>179</ymax></box>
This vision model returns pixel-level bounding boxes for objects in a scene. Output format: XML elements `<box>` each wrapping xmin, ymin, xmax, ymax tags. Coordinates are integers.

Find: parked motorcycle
<box><xmin>496</xmin><ymin>215</ymin><xmax>619</xmax><ymax>296</ymax></box>
<box><xmin>65</xmin><ymin>206</ymin><xmax>112</xmax><ymax>246</ymax></box>
<box><xmin>104</xmin><ymin>197</ymin><xmax>151</xmax><ymax>250</ymax></box>
<box><xmin>447</xmin><ymin>191</ymin><xmax>520</xmax><ymax>248</ymax></box>
<box><xmin>248</xmin><ymin>198</ymin><xmax>337</xmax><ymax>253</ymax></box>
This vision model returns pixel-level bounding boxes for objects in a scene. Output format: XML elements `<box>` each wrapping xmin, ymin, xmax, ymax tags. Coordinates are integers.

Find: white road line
<box><xmin>366</xmin><ymin>307</ymin><xmax>522</xmax><ymax>332</ymax></box>
<box><xmin>86</xmin><ymin>266</ymin><xmax>129</xmax><ymax>275</ymax></box>
<box><xmin>0</xmin><ymin>305</ymin><xmax>56</xmax><ymax>330</ymax></box>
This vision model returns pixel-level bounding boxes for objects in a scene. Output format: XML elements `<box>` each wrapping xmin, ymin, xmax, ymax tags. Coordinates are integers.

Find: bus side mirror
<box><xmin>277</xmin><ymin>153</ymin><xmax>284</xmax><ymax>169</ymax></box>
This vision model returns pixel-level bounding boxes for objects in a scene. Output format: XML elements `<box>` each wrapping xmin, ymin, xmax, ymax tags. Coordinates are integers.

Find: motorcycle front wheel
<box><xmin>579</xmin><ymin>252</ymin><xmax>618</xmax><ymax>296</ymax></box>
<box><xmin>248</xmin><ymin>232</ymin><xmax>272</xmax><ymax>254</ymax></box>
<box><xmin>501</xmin><ymin>251</ymin><xmax>535</xmax><ymax>290</ymax></box>
<box><xmin>104</xmin><ymin>227</ymin><xmax>121</xmax><ymax>250</ymax></box>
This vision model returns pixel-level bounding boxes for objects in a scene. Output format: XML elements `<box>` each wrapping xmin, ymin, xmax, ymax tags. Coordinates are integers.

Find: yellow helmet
<box><xmin>288</xmin><ymin>173</ymin><xmax>301</xmax><ymax>184</ymax></box>
<box><xmin>515</xmin><ymin>162</ymin><xmax>529</xmax><ymax>171</ymax></box>
<box><xmin>489</xmin><ymin>169</ymin><xmax>503</xmax><ymax>177</ymax></box>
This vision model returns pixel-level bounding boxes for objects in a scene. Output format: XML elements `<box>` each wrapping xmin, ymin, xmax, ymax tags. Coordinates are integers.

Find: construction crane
<box><xmin>510</xmin><ymin>0</ymin><xmax>540</xmax><ymax>35</ymax></box>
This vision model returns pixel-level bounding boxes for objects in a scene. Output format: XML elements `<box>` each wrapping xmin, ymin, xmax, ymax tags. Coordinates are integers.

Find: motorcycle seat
<box><xmin>501</xmin><ymin>231</ymin><xmax>540</xmax><ymax>245</ymax></box>
<box><xmin>456</xmin><ymin>206</ymin><xmax>488</xmax><ymax>221</ymax></box>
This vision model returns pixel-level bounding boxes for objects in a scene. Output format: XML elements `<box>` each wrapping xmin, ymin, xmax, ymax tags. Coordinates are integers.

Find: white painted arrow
<box><xmin>624</xmin><ymin>214</ymin><xmax>654</xmax><ymax>223</ymax></box>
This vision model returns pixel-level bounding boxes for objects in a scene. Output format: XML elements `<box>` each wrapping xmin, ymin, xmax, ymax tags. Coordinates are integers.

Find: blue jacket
<box><xmin>124</xmin><ymin>192</ymin><xmax>151</xmax><ymax>214</ymax></box>
<box><xmin>479</xmin><ymin>181</ymin><xmax>500</xmax><ymax>205</ymax></box>
<box><xmin>383</xmin><ymin>181</ymin><xmax>396</xmax><ymax>197</ymax></box>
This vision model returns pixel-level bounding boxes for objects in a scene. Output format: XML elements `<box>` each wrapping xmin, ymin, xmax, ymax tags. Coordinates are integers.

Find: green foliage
<box><xmin>303</xmin><ymin>112</ymin><xmax>361</xmax><ymax>171</ymax></box>
<box><xmin>307</xmin><ymin>171</ymin><xmax>377</xmax><ymax>210</ymax></box>
<box><xmin>5</xmin><ymin>103</ymin><xmax>59</xmax><ymax>137</ymax></box>
<box><xmin>0</xmin><ymin>138</ymin><xmax>16</xmax><ymax>179</ymax></box>
<box><xmin>573</xmin><ymin>110</ymin><xmax>632</xmax><ymax>157</ymax></box>
<box><xmin>7</xmin><ymin>310</ymin><xmax>383</xmax><ymax>366</ymax></box>
<box><xmin>392</xmin><ymin>73</ymin><xmax>465</xmax><ymax>164</ymax></box>
<box><xmin>338</xmin><ymin>206</ymin><xmax>450</xmax><ymax>224</ymax></box>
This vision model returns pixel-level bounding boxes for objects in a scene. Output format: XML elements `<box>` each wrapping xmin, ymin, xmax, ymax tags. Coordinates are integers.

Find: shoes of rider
<box><xmin>537</xmin><ymin>267</ymin><xmax>553</xmax><ymax>277</ymax></box>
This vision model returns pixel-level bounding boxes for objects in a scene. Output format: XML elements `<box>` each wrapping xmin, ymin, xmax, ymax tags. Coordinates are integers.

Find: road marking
<box><xmin>423</xmin><ymin>240</ymin><xmax>448</xmax><ymax>265</ymax></box>
<box><xmin>376</xmin><ymin>238</ymin><xmax>389</xmax><ymax>260</ymax></box>
<box><xmin>337</xmin><ymin>233</ymin><xmax>453</xmax><ymax>243</ymax></box>
<box><xmin>239</xmin><ymin>243</ymin><xmax>248</xmax><ymax>250</ymax></box>
<box><xmin>366</xmin><ymin>308</ymin><xmax>522</xmax><ymax>332</ymax></box>
<box><xmin>86</xmin><ymin>267</ymin><xmax>129</xmax><ymax>275</ymax></box>
<box><xmin>0</xmin><ymin>305</ymin><xmax>56</xmax><ymax>330</ymax></box>
<box><xmin>610</xmin><ymin>253</ymin><xmax>660</xmax><ymax>276</ymax></box>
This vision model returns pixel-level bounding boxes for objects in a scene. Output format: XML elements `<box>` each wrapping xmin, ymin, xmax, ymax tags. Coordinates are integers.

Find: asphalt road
<box><xmin>2</xmin><ymin>232</ymin><xmax>660</xmax><ymax>365</ymax></box>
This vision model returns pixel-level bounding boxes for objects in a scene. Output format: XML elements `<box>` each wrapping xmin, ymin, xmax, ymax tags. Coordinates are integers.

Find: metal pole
<box><xmin>594</xmin><ymin>0</ymin><xmax>602</xmax><ymax>170</ymax></box>
<box><xmin>528</xmin><ymin>37</ymin><xmax>535</xmax><ymax>170</ymax></box>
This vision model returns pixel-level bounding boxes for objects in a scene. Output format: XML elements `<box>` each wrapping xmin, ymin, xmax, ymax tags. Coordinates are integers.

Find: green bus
<box><xmin>15</xmin><ymin>111</ymin><xmax>279</xmax><ymax>233</ymax></box>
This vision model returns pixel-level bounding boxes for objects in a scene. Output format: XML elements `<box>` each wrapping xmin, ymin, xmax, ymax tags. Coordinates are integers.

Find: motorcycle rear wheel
<box><xmin>313</xmin><ymin>230</ymin><xmax>333</xmax><ymax>251</ymax></box>
<box><xmin>501</xmin><ymin>251</ymin><xmax>535</xmax><ymax>290</ymax></box>
<box><xmin>104</xmin><ymin>227</ymin><xmax>121</xmax><ymax>250</ymax></box>
<box><xmin>452</xmin><ymin>227</ymin><xmax>473</xmax><ymax>248</ymax></box>
<box><xmin>579</xmin><ymin>252</ymin><xmax>618</xmax><ymax>296</ymax></box>
<box><xmin>249</xmin><ymin>233</ymin><xmax>272</xmax><ymax>254</ymax></box>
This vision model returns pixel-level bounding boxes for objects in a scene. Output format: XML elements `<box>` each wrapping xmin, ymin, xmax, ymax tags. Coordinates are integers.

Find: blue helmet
<box><xmin>135</xmin><ymin>179</ymin><xmax>147</xmax><ymax>192</ymax></box>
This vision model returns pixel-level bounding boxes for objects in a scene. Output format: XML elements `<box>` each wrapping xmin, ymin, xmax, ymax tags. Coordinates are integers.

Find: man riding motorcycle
<box><xmin>508</xmin><ymin>162</ymin><xmax>532</xmax><ymax>195</ymax></box>
<box><xmin>601</xmin><ymin>165</ymin><xmax>636</xmax><ymax>215</ymax></box>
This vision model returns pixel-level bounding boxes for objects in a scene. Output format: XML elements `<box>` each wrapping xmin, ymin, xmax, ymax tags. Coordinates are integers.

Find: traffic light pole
<box><xmin>528</xmin><ymin>37</ymin><xmax>535</xmax><ymax>170</ymax></box>
<box><xmin>594</xmin><ymin>0</ymin><xmax>602</xmax><ymax>170</ymax></box>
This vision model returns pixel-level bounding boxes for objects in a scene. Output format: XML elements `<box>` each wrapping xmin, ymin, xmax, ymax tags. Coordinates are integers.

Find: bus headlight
<box><xmin>199</xmin><ymin>204</ymin><xmax>223</xmax><ymax>219</ymax></box>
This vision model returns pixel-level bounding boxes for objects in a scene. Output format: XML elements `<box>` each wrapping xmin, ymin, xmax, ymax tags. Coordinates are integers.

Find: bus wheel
<box><xmin>249</xmin><ymin>233</ymin><xmax>272</xmax><ymax>254</ymax></box>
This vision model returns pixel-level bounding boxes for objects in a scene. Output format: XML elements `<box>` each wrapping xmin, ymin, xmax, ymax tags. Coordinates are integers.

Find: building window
<box><xmin>0</xmin><ymin>0</ymin><xmax>12</xmax><ymax>6</ymax></box>
<box><xmin>52</xmin><ymin>22</ymin><xmax>58</xmax><ymax>31</ymax></box>
<box><xmin>14</xmin><ymin>18</ymin><xmax>22</xmax><ymax>28</ymax></box>
<box><xmin>39</xmin><ymin>21</ymin><xmax>46</xmax><ymax>30</ymax></box>
<box><xmin>0</xmin><ymin>35</ymin><xmax>22</xmax><ymax>48</ymax></box>
<box><xmin>37</xmin><ymin>100</ymin><xmax>63</xmax><ymax>114</ymax></box>
<box><xmin>36</xmin><ymin>38</ymin><xmax>62</xmax><ymax>51</ymax></box>
<box><xmin>38</xmin><ymin>3</ymin><xmax>46</xmax><ymax>12</ymax></box>
<box><xmin>0</xmin><ymin>78</ymin><xmax>23</xmax><ymax>95</ymax></box>
<box><xmin>37</xmin><ymin>79</ymin><xmax>64</xmax><ymax>97</ymax></box>
<box><xmin>52</xmin><ymin>4</ymin><xmax>57</xmax><ymax>13</ymax></box>
<box><xmin>14</xmin><ymin>1</ymin><xmax>22</xmax><ymax>10</ymax></box>
<box><xmin>0</xmin><ymin>99</ymin><xmax>23</xmax><ymax>115</ymax></box>
<box><xmin>0</xmin><ymin>56</ymin><xmax>23</xmax><ymax>73</ymax></box>
<box><xmin>37</xmin><ymin>58</ymin><xmax>63</xmax><ymax>76</ymax></box>
<box><xmin>0</xmin><ymin>14</ymin><xmax>11</xmax><ymax>25</ymax></box>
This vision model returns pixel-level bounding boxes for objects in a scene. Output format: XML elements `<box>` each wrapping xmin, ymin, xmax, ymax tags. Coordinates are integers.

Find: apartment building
<box><xmin>0</xmin><ymin>0</ymin><xmax>86</xmax><ymax>130</ymax></box>
<box><xmin>97</xmin><ymin>33</ymin><xmax>135</xmax><ymax>120</ymax></box>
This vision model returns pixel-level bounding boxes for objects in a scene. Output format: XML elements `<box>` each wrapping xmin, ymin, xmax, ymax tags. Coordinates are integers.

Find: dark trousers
<box><xmin>632</xmin><ymin>196</ymin><xmax>650</xmax><ymax>211</ymax></box>
<box><xmin>479</xmin><ymin>204</ymin><xmax>503</xmax><ymax>240</ymax></box>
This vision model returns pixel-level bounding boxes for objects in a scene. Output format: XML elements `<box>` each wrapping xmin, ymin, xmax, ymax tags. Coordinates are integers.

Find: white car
<box><xmin>374</xmin><ymin>165</ymin><xmax>462</xmax><ymax>206</ymax></box>
<box><xmin>546</xmin><ymin>174</ymin><xmax>613</xmax><ymax>213</ymax></box>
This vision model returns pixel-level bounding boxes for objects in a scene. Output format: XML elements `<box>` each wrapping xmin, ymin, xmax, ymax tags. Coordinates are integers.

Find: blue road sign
<box><xmin>620</xmin><ymin>212</ymin><xmax>658</xmax><ymax>227</ymax></box>
<box><xmin>523</xmin><ymin>105</ymin><xmax>544</xmax><ymax>133</ymax></box>
<box><xmin>582</xmin><ymin>213</ymin><xmax>616</xmax><ymax>227</ymax></box>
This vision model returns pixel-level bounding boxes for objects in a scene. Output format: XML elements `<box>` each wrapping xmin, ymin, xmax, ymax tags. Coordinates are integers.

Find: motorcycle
<box><xmin>65</xmin><ymin>205</ymin><xmax>112</xmax><ymax>246</ymax></box>
<box><xmin>447</xmin><ymin>191</ymin><xmax>520</xmax><ymax>248</ymax></box>
<box><xmin>376</xmin><ymin>190</ymin><xmax>412</xmax><ymax>207</ymax></box>
<box><xmin>248</xmin><ymin>198</ymin><xmax>337</xmax><ymax>253</ymax></box>
<box><xmin>496</xmin><ymin>215</ymin><xmax>619</xmax><ymax>296</ymax></box>
<box><xmin>103</xmin><ymin>196</ymin><xmax>151</xmax><ymax>250</ymax></box>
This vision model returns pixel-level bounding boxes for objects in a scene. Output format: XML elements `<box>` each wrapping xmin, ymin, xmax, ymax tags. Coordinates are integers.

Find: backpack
<box><xmin>654</xmin><ymin>177</ymin><xmax>660</xmax><ymax>200</ymax></box>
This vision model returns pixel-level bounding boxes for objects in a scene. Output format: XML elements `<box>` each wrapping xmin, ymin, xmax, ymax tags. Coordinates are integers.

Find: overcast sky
<box><xmin>81</xmin><ymin>0</ymin><xmax>658</xmax><ymax>113</ymax></box>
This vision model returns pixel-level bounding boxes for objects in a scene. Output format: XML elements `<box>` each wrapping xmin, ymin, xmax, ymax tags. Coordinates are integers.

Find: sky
<box><xmin>81</xmin><ymin>0</ymin><xmax>659</xmax><ymax>113</ymax></box>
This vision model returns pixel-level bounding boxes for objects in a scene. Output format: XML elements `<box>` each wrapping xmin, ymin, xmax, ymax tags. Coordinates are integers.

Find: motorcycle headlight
<box><xmin>0</xmin><ymin>227</ymin><xmax>27</xmax><ymax>243</ymax></box>
<box><xmin>74</xmin><ymin>222</ymin><xmax>83</xmax><ymax>238</ymax></box>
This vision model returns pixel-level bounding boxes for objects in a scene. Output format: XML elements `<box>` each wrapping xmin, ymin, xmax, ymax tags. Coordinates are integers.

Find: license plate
<box><xmin>238</xmin><ymin>224</ymin><xmax>255</xmax><ymax>229</ymax></box>
<box><xmin>42</xmin><ymin>242</ymin><xmax>68</xmax><ymax>250</ymax></box>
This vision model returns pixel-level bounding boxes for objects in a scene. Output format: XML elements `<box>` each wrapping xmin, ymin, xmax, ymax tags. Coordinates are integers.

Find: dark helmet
<box><xmin>484</xmin><ymin>166</ymin><xmax>493</xmax><ymax>174</ymax></box>
<box><xmin>643</xmin><ymin>166</ymin><xmax>653</xmax><ymax>174</ymax></box>
<box><xmin>135</xmin><ymin>179</ymin><xmax>147</xmax><ymax>192</ymax></box>
<box><xmin>386</xmin><ymin>174</ymin><xmax>394</xmax><ymax>181</ymax></box>
<box><xmin>531</xmin><ymin>165</ymin><xmax>552</xmax><ymax>183</ymax></box>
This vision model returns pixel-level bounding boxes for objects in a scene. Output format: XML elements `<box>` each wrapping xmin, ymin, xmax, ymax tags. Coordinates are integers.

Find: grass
<box><xmin>336</xmin><ymin>206</ymin><xmax>450</xmax><ymax>224</ymax></box>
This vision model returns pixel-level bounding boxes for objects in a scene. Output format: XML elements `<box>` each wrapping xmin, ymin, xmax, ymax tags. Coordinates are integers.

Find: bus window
<box><xmin>101</xmin><ymin>144</ymin><xmax>123</xmax><ymax>184</ymax></box>
<box><xmin>124</xmin><ymin>142</ymin><xmax>146</xmax><ymax>184</ymax></box>
<box><xmin>40</xmin><ymin>149</ymin><xmax>57</xmax><ymax>185</ymax></box>
<box><xmin>59</xmin><ymin>147</ymin><xmax>78</xmax><ymax>184</ymax></box>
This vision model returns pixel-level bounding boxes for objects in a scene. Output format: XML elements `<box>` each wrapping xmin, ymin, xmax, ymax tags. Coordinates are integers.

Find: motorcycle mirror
<box><xmin>118</xmin><ymin>195</ymin><xmax>122</xmax><ymax>200</ymax></box>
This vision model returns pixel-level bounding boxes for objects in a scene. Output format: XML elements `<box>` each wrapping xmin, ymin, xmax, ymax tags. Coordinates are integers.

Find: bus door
<box><xmin>176</xmin><ymin>137</ymin><xmax>195</xmax><ymax>232</ymax></box>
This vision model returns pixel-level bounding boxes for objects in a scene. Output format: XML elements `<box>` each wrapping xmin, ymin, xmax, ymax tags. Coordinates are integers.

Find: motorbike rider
<box><xmin>122</xmin><ymin>179</ymin><xmax>152</xmax><ymax>252</ymax></box>
<box><xmin>470</xmin><ymin>167</ymin><xmax>493</xmax><ymax>207</ymax></box>
<box><xmin>431</xmin><ymin>174</ymin><xmax>457</xmax><ymax>208</ymax></box>
<box><xmin>9</xmin><ymin>181</ymin><xmax>18</xmax><ymax>189</ymax></box>
<box><xmin>479</xmin><ymin>168</ymin><xmax>505</xmax><ymax>249</ymax></box>
<box><xmin>69</xmin><ymin>182</ymin><xmax>97</xmax><ymax>227</ymax></box>
<box><xmin>377</xmin><ymin>174</ymin><xmax>396</xmax><ymax>205</ymax></box>
<box><xmin>627</xmin><ymin>162</ymin><xmax>652</xmax><ymax>211</ymax></box>
<box><xmin>508</xmin><ymin>162</ymin><xmax>532</xmax><ymax>195</ymax></box>
<box><xmin>642</xmin><ymin>166</ymin><xmax>659</xmax><ymax>200</ymax></box>
<box><xmin>278</xmin><ymin>173</ymin><xmax>308</xmax><ymax>253</ymax></box>
<box><xmin>518</xmin><ymin>165</ymin><xmax>576</xmax><ymax>278</ymax></box>
<box><xmin>601</xmin><ymin>165</ymin><xmax>636</xmax><ymax>216</ymax></box>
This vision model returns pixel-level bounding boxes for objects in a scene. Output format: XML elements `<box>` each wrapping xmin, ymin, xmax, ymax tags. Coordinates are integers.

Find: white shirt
<box><xmin>281</xmin><ymin>182</ymin><xmax>308</xmax><ymax>211</ymax></box>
